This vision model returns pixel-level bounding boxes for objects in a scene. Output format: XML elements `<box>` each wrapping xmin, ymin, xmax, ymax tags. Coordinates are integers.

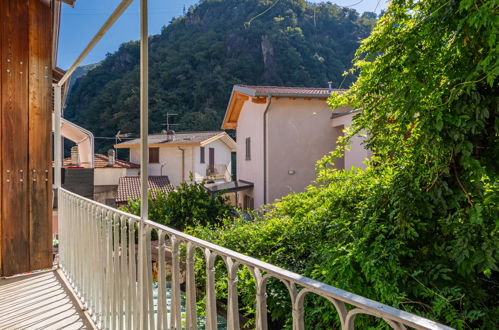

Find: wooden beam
<box><xmin>28</xmin><ymin>0</ymin><xmax>53</xmax><ymax>271</ymax></box>
<box><xmin>222</xmin><ymin>91</ymin><xmax>249</xmax><ymax>129</ymax></box>
<box><xmin>251</xmin><ymin>97</ymin><xmax>266</xmax><ymax>104</ymax></box>
<box><xmin>1</xmin><ymin>0</ymin><xmax>30</xmax><ymax>275</ymax></box>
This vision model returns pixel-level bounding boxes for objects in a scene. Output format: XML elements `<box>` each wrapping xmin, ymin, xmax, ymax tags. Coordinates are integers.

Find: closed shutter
<box><xmin>245</xmin><ymin>137</ymin><xmax>251</xmax><ymax>160</ymax></box>
<box><xmin>200</xmin><ymin>146</ymin><xmax>205</xmax><ymax>163</ymax></box>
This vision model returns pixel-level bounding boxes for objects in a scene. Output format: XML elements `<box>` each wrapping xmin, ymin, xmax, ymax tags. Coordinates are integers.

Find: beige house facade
<box><xmin>115</xmin><ymin>131</ymin><xmax>236</xmax><ymax>186</ymax></box>
<box><xmin>222</xmin><ymin>85</ymin><xmax>370</xmax><ymax>209</ymax></box>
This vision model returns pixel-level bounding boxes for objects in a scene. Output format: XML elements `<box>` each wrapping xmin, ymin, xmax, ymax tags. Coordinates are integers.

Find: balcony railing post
<box><xmin>138</xmin><ymin>0</ymin><xmax>149</xmax><ymax>328</ymax></box>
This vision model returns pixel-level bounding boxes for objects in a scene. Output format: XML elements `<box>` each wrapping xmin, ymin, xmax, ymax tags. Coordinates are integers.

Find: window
<box><xmin>200</xmin><ymin>147</ymin><xmax>205</xmax><ymax>163</ymax></box>
<box><xmin>149</xmin><ymin>147</ymin><xmax>159</xmax><ymax>163</ymax></box>
<box><xmin>243</xmin><ymin>195</ymin><xmax>254</xmax><ymax>210</ymax></box>
<box><xmin>245</xmin><ymin>137</ymin><xmax>251</xmax><ymax>160</ymax></box>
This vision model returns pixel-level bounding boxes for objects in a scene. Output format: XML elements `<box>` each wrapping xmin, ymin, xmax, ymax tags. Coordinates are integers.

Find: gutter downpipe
<box><xmin>54</xmin><ymin>85</ymin><xmax>62</xmax><ymax>190</ymax></box>
<box><xmin>139</xmin><ymin>0</ymin><xmax>149</xmax><ymax>328</ymax></box>
<box><xmin>178</xmin><ymin>147</ymin><xmax>185</xmax><ymax>182</ymax></box>
<box><xmin>263</xmin><ymin>96</ymin><xmax>272</xmax><ymax>205</ymax></box>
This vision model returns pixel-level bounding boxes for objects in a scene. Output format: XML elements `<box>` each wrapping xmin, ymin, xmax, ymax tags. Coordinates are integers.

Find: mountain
<box><xmin>65</xmin><ymin>62</ymin><xmax>101</xmax><ymax>104</ymax></box>
<box><xmin>64</xmin><ymin>0</ymin><xmax>376</xmax><ymax>153</ymax></box>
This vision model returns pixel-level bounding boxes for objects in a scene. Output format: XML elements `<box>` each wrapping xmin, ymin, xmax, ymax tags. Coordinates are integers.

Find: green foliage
<box><xmin>121</xmin><ymin>180</ymin><xmax>232</xmax><ymax>231</ymax></box>
<box><xmin>189</xmin><ymin>0</ymin><xmax>498</xmax><ymax>328</ymax></box>
<box><xmin>64</xmin><ymin>0</ymin><xmax>375</xmax><ymax>153</ymax></box>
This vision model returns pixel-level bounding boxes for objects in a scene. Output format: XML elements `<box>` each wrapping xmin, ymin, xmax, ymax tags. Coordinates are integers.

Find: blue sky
<box><xmin>57</xmin><ymin>0</ymin><xmax>387</xmax><ymax>69</ymax></box>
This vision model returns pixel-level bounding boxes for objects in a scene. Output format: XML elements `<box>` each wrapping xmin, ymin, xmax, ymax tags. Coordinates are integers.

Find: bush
<box><xmin>189</xmin><ymin>164</ymin><xmax>498</xmax><ymax>329</ymax></box>
<box><xmin>121</xmin><ymin>180</ymin><xmax>232</xmax><ymax>231</ymax></box>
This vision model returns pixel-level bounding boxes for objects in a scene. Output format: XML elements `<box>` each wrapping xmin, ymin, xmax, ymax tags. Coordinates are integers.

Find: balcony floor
<box><xmin>0</xmin><ymin>270</ymin><xmax>93</xmax><ymax>329</ymax></box>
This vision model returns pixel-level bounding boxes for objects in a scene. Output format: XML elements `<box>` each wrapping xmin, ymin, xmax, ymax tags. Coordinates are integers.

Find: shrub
<box><xmin>121</xmin><ymin>180</ymin><xmax>232</xmax><ymax>231</ymax></box>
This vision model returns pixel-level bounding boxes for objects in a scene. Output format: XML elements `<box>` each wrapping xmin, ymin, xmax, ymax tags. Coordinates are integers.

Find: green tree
<box><xmin>190</xmin><ymin>0</ymin><xmax>498</xmax><ymax>328</ymax></box>
<box><xmin>122</xmin><ymin>180</ymin><xmax>232</xmax><ymax>231</ymax></box>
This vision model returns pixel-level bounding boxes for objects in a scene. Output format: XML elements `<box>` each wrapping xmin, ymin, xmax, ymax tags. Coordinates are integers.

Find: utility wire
<box><xmin>245</xmin><ymin>0</ymin><xmax>283</xmax><ymax>28</ymax></box>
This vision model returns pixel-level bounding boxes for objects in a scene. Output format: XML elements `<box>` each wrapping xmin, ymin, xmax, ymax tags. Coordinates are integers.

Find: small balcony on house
<box><xmin>205</xmin><ymin>164</ymin><xmax>232</xmax><ymax>182</ymax></box>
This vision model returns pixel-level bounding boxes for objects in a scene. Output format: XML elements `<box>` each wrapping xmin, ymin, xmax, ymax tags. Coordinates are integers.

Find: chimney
<box><xmin>327</xmin><ymin>81</ymin><xmax>333</xmax><ymax>92</ymax></box>
<box><xmin>70</xmin><ymin>146</ymin><xmax>80</xmax><ymax>166</ymax></box>
<box><xmin>166</xmin><ymin>130</ymin><xmax>175</xmax><ymax>142</ymax></box>
<box><xmin>107</xmin><ymin>149</ymin><xmax>116</xmax><ymax>167</ymax></box>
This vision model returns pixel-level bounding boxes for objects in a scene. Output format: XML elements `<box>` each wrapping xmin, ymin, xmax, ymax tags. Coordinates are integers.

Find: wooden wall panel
<box><xmin>28</xmin><ymin>0</ymin><xmax>53</xmax><ymax>271</ymax></box>
<box><xmin>1</xmin><ymin>0</ymin><xmax>30</xmax><ymax>275</ymax></box>
<box><xmin>0</xmin><ymin>0</ymin><xmax>3</xmax><ymax>276</ymax></box>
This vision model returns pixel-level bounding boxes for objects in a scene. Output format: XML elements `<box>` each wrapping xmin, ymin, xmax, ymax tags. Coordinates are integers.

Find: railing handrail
<box><xmin>58</xmin><ymin>187</ymin><xmax>453</xmax><ymax>330</ymax></box>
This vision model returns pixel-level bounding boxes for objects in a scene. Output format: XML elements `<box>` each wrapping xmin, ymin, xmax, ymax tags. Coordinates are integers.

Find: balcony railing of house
<box><xmin>57</xmin><ymin>187</ymin><xmax>452</xmax><ymax>330</ymax></box>
<box><xmin>206</xmin><ymin>164</ymin><xmax>231</xmax><ymax>182</ymax></box>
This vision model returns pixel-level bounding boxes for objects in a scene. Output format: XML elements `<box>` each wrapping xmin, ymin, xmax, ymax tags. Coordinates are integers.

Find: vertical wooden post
<box><xmin>28</xmin><ymin>0</ymin><xmax>53</xmax><ymax>271</ymax></box>
<box><xmin>1</xmin><ymin>0</ymin><xmax>30</xmax><ymax>276</ymax></box>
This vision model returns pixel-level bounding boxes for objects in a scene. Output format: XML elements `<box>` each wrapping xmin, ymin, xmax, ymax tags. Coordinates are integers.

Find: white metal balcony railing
<box><xmin>57</xmin><ymin>187</ymin><xmax>452</xmax><ymax>330</ymax></box>
<box><xmin>206</xmin><ymin>164</ymin><xmax>231</xmax><ymax>182</ymax></box>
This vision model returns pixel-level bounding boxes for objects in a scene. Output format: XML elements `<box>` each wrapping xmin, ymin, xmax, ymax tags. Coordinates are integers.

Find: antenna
<box><xmin>115</xmin><ymin>130</ymin><xmax>132</xmax><ymax>158</ymax></box>
<box><xmin>162</xmin><ymin>113</ymin><xmax>179</xmax><ymax>132</ymax></box>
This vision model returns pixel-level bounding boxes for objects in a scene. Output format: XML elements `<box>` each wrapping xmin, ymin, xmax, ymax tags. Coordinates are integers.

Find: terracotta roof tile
<box><xmin>116</xmin><ymin>176</ymin><xmax>173</xmax><ymax>203</ymax></box>
<box><xmin>63</xmin><ymin>154</ymin><xmax>139</xmax><ymax>168</ymax></box>
<box><xmin>116</xmin><ymin>131</ymin><xmax>225</xmax><ymax>147</ymax></box>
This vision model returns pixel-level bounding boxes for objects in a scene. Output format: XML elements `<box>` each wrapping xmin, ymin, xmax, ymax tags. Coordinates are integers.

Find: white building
<box><xmin>63</xmin><ymin>152</ymin><xmax>140</xmax><ymax>205</ymax></box>
<box><xmin>115</xmin><ymin>131</ymin><xmax>236</xmax><ymax>186</ymax></box>
<box><xmin>221</xmin><ymin>85</ymin><xmax>370</xmax><ymax>209</ymax></box>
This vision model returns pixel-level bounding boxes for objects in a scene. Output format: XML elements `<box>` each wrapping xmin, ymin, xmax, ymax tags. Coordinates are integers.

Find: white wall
<box><xmin>235</xmin><ymin>101</ymin><xmax>268</xmax><ymax>208</ymax></box>
<box><xmin>267</xmin><ymin>98</ymin><xmax>336</xmax><ymax>205</ymax></box>
<box><xmin>94</xmin><ymin>167</ymin><xmax>139</xmax><ymax>186</ymax></box>
<box><xmin>129</xmin><ymin>141</ymin><xmax>233</xmax><ymax>187</ymax></box>
<box><xmin>235</xmin><ymin>99</ymin><xmax>370</xmax><ymax>210</ymax></box>
<box><xmin>331</xmin><ymin>113</ymin><xmax>370</xmax><ymax>170</ymax></box>
<box><xmin>94</xmin><ymin>168</ymin><xmax>125</xmax><ymax>186</ymax></box>
<box><xmin>193</xmin><ymin>140</ymin><xmax>233</xmax><ymax>182</ymax></box>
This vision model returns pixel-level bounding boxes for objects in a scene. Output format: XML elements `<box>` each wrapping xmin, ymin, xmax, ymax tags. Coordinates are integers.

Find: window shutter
<box><xmin>245</xmin><ymin>137</ymin><xmax>251</xmax><ymax>160</ymax></box>
<box><xmin>200</xmin><ymin>147</ymin><xmax>205</xmax><ymax>163</ymax></box>
<box><xmin>149</xmin><ymin>147</ymin><xmax>160</xmax><ymax>163</ymax></box>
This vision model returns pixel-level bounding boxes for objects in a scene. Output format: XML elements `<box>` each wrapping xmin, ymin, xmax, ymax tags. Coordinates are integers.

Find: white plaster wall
<box><xmin>331</xmin><ymin>113</ymin><xmax>370</xmax><ymax>170</ymax></box>
<box><xmin>130</xmin><ymin>143</ymin><xmax>231</xmax><ymax>186</ymax></box>
<box><xmin>129</xmin><ymin>147</ymin><xmax>188</xmax><ymax>185</ymax></box>
<box><xmin>94</xmin><ymin>168</ymin><xmax>127</xmax><ymax>186</ymax></box>
<box><xmin>193</xmin><ymin>140</ymin><xmax>233</xmax><ymax>182</ymax></box>
<box><xmin>236</xmin><ymin>101</ymin><xmax>268</xmax><ymax>208</ymax></box>
<box><xmin>267</xmin><ymin>98</ymin><xmax>336</xmax><ymax>205</ymax></box>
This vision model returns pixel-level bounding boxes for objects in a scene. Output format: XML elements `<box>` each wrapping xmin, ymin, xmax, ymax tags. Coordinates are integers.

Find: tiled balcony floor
<box><xmin>0</xmin><ymin>270</ymin><xmax>93</xmax><ymax>329</ymax></box>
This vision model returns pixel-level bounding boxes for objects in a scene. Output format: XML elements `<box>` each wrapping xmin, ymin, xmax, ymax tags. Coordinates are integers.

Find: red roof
<box><xmin>234</xmin><ymin>85</ymin><xmax>345</xmax><ymax>98</ymax></box>
<box><xmin>63</xmin><ymin>154</ymin><xmax>139</xmax><ymax>169</ymax></box>
<box><xmin>116</xmin><ymin>176</ymin><xmax>173</xmax><ymax>203</ymax></box>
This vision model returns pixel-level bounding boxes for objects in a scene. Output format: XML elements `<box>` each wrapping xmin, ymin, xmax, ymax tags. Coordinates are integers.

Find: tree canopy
<box><xmin>190</xmin><ymin>0</ymin><xmax>498</xmax><ymax>328</ymax></box>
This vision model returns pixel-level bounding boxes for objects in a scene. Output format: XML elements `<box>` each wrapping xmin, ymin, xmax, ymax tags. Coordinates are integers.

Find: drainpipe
<box><xmin>160</xmin><ymin>163</ymin><xmax>166</xmax><ymax>177</ymax></box>
<box><xmin>178</xmin><ymin>147</ymin><xmax>185</xmax><ymax>182</ymax></box>
<box><xmin>54</xmin><ymin>85</ymin><xmax>62</xmax><ymax>190</ymax></box>
<box><xmin>263</xmin><ymin>96</ymin><xmax>272</xmax><ymax>204</ymax></box>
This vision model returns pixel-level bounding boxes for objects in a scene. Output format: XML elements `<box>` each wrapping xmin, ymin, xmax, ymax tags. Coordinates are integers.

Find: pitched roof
<box><xmin>222</xmin><ymin>85</ymin><xmax>346</xmax><ymax>129</ymax></box>
<box><xmin>234</xmin><ymin>85</ymin><xmax>344</xmax><ymax>98</ymax></box>
<box><xmin>63</xmin><ymin>154</ymin><xmax>139</xmax><ymax>168</ymax></box>
<box><xmin>115</xmin><ymin>131</ymin><xmax>236</xmax><ymax>151</ymax></box>
<box><xmin>116</xmin><ymin>176</ymin><xmax>173</xmax><ymax>203</ymax></box>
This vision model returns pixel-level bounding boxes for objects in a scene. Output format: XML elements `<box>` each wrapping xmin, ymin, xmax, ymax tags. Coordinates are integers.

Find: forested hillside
<box><xmin>64</xmin><ymin>0</ymin><xmax>375</xmax><ymax>152</ymax></box>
